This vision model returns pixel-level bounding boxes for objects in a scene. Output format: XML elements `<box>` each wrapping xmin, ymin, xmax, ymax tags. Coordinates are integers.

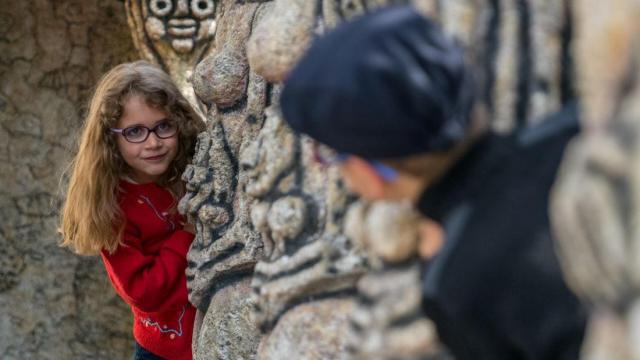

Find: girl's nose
<box><xmin>145</xmin><ymin>132</ymin><xmax>163</xmax><ymax>148</ymax></box>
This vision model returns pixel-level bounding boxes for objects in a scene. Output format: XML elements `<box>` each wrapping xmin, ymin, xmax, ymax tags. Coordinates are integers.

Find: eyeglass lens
<box><xmin>123</xmin><ymin>121</ymin><xmax>177</xmax><ymax>143</ymax></box>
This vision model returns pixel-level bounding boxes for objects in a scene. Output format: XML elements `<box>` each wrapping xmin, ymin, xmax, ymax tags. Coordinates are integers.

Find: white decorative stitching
<box><xmin>139</xmin><ymin>195</ymin><xmax>177</xmax><ymax>231</ymax></box>
<box><xmin>140</xmin><ymin>305</ymin><xmax>186</xmax><ymax>336</ymax></box>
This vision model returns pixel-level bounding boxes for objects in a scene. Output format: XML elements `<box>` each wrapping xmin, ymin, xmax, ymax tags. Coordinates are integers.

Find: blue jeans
<box><xmin>133</xmin><ymin>342</ymin><xmax>165</xmax><ymax>360</ymax></box>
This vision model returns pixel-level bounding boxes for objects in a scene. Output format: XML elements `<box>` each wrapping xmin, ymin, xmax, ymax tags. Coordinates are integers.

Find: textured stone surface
<box><xmin>351</xmin><ymin>265</ymin><xmax>445</xmax><ymax>360</ymax></box>
<box><xmin>178</xmin><ymin>2</ymin><xmax>272</xmax><ymax>358</ymax></box>
<box><xmin>182</xmin><ymin>0</ymin><xmax>377</xmax><ymax>357</ymax></box>
<box><xmin>0</xmin><ymin>1</ymin><xmax>137</xmax><ymax>358</ymax></box>
<box><xmin>344</xmin><ymin>201</ymin><xmax>445</xmax><ymax>359</ymax></box>
<box><xmin>246</xmin><ymin>0</ymin><xmax>315</xmax><ymax>83</ymax></box>
<box><xmin>256</xmin><ymin>298</ymin><xmax>358</xmax><ymax>360</ymax></box>
<box><xmin>192</xmin><ymin>279</ymin><xmax>261</xmax><ymax>360</ymax></box>
<box><xmin>246</xmin><ymin>109</ymin><xmax>367</xmax><ymax>339</ymax></box>
<box><xmin>345</xmin><ymin>201</ymin><xmax>422</xmax><ymax>264</ymax></box>
<box><xmin>551</xmin><ymin>0</ymin><xmax>640</xmax><ymax>358</ymax></box>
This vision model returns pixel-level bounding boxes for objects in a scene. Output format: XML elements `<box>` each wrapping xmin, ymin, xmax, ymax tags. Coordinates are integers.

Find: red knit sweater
<box><xmin>101</xmin><ymin>180</ymin><xmax>196</xmax><ymax>360</ymax></box>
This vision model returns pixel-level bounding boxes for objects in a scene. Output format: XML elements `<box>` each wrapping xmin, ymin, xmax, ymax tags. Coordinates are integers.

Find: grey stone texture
<box><xmin>551</xmin><ymin>0</ymin><xmax>640</xmax><ymax>358</ymax></box>
<box><xmin>344</xmin><ymin>201</ymin><xmax>447</xmax><ymax>359</ymax></box>
<box><xmin>0</xmin><ymin>1</ymin><xmax>137</xmax><ymax>358</ymax></box>
<box><xmin>181</xmin><ymin>1</ymin><xmax>373</xmax><ymax>357</ymax></box>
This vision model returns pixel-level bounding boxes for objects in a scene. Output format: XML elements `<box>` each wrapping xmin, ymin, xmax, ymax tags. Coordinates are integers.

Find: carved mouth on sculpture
<box><xmin>167</xmin><ymin>18</ymin><xmax>198</xmax><ymax>37</ymax></box>
<box><xmin>250</xmin><ymin>235</ymin><xmax>366</xmax><ymax>332</ymax></box>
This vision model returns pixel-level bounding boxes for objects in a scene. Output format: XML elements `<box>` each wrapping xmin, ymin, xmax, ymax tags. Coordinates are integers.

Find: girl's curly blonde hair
<box><xmin>59</xmin><ymin>61</ymin><xmax>205</xmax><ymax>255</ymax></box>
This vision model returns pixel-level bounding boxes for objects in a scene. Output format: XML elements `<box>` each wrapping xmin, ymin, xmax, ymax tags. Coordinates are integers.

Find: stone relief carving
<box><xmin>181</xmin><ymin>1</ymin><xmax>270</xmax><ymax>358</ymax></box>
<box><xmin>244</xmin><ymin>108</ymin><xmax>367</xmax><ymax>358</ymax></box>
<box><xmin>344</xmin><ymin>201</ymin><xmax>446</xmax><ymax>359</ymax></box>
<box><xmin>125</xmin><ymin>0</ymin><xmax>218</xmax><ymax>115</ymax></box>
<box><xmin>241</xmin><ymin>1</ymin><xmax>445</xmax><ymax>358</ymax></box>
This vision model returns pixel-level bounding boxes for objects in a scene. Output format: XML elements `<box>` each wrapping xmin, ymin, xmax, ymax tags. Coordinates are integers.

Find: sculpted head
<box><xmin>144</xmin><ymin>0</ymin><xmax>217</xmax><ymax>53</ymax></box>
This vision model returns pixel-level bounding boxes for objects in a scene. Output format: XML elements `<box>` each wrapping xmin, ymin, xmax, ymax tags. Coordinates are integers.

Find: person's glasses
<box><xmin>111</xmin><ymin>120</ymin><xmax>178</xmax><ymax>143</ymax></box>
<box><xmin>311</xmin><ymin>141</ymin><xmax>398</xmax><ymax>182</ymax></box>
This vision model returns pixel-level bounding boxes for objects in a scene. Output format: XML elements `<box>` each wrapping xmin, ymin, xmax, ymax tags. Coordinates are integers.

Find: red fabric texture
<box><xmin>101</xmin><ymin>180</ymin><xmax>196</xmax><ymax>360</ymax></box>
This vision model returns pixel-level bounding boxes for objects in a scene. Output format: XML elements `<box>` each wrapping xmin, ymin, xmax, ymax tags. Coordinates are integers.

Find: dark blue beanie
<box><xmin>280</xmin><ymin>5</ymin><xmax>475</xmax><ymax>159</ymax></box>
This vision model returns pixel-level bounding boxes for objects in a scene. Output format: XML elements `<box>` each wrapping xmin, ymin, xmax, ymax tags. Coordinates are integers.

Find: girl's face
<box><xmin>115</xmin><ymin>95</ymin><xmax>179</xmax><ymax>184</ymax></box>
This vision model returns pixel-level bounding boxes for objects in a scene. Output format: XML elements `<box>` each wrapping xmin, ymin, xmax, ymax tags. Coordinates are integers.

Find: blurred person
<box><xmin>280</xmin><ymin>5</ymin><xmax>587</xmax><ymax>360</ymax></box>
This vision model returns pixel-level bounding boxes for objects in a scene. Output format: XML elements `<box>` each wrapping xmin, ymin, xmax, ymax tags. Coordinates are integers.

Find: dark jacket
<box><xmin>418</xmin><ymin>106</ymin><xmax>587</xmax><ymax>360</ymax></box>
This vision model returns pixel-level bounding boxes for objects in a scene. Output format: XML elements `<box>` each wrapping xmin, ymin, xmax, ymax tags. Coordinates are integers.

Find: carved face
<box><xmin>144</xmin><ymin>0</ymin><xmax>217</xmax><ymax>53</ymax></box>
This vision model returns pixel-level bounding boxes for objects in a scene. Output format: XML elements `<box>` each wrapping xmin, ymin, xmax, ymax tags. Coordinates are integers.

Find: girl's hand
<box><xmin>182</xmin><ymin>222</ymin><xmax>196</xmax><ymax>235</ymax></box>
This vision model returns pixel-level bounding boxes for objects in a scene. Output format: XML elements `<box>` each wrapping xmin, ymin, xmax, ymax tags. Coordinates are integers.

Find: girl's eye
<box><xmin>156</xmin><ymin>121</ymin><xmax>177</xmax><ymax>136</ymax></box>
<box><xmin>124</xmin><ymin>126</ymin><xmax>145</xmax><ymax>138</ymax></box>
<box><xmin>157</xmin><ymin>122</ymin><xmax>171</xmax><ymax>131</ymax></box>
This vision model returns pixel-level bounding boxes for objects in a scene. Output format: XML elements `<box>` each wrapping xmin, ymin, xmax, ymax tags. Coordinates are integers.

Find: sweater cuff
<box><xmin>163</xmin><ymin>230</ymin><xmax>194</xmax><ymax>257</ymax></box>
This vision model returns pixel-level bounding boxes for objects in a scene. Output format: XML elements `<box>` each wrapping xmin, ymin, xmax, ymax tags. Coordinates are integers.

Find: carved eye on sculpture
<box><xmin>149</xmin><ymin>0</ymin><xmax>173</xmax><ymax>17</ymax></box>
<box><xmin>191</xmin><ymin>0</ymin><xmax>215</xmax><ymax>19</ymax></box>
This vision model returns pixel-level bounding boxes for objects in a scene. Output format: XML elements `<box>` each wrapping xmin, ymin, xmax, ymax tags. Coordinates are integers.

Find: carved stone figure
<box><xmin>242</xmin><ymin>1</ymin><xmax>438</xmax><ymax>358</ymax></box>
<box><xmin>125</xmin><ymin>0</ymin><xmax>218</xmax><ymax>115</ymax></box>
<box><xmin>244</xmin><ymin>107</ymin><xmax>367</xmax><ymax>359</ymax></box>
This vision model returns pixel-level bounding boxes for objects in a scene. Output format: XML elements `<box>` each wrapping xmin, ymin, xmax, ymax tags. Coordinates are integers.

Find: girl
<box><xmin>59</xmin><ymin>61</ymin><xmax>205</xmax><ymax>360</ymax></box>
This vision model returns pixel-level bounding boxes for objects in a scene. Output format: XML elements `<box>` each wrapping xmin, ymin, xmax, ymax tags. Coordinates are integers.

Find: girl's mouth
<box><xmin>144</xmin><ymin>153</ymin><xmax>166</xmax><ymax>161</ymax></box>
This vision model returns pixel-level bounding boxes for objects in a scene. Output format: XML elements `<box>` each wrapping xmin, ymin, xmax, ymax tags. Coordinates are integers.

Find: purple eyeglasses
<box><xmin>111</xmin><ymin>120</ymin><xmax>177</xmax><ymax>143</ymax></box>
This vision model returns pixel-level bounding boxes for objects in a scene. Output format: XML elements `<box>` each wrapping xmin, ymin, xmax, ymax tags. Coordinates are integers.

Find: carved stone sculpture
<box><xmin>244</xmin><ymin>108</ymin><xmax>367</xmax><ymax>359</ymax></box>
<box><xmin>125</xmin><ymin>0</ymin><xmax>218</xmax><ymax>115</ymax></box>
<box><xmin>242</xmin><ymin>2</ymin><xmax>437</xmax><ymax>358</ymax></box>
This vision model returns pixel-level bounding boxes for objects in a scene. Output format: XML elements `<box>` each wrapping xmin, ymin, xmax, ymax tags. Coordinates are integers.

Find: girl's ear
<box><xmin>338</xmin><ymin>156</ymin><xmax>386</xmax><ymax>200</ymax></box>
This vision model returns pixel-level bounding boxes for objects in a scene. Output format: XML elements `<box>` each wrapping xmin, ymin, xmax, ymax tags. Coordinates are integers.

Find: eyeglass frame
<box><xmin>110</xmin><ymin>120</ymin><xmax>178</xmax><ymax>143</ymax></box>
<box><xmin>311</xmin><ymin>141</ymin><xmax>398</xmax><ymax>182</ymax></box>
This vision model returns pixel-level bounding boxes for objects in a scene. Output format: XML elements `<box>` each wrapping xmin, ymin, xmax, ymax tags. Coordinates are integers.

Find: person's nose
<box><xmin>144</xmin><ymin>131</ymin><xmax>163</xmax><ymax>149</ymax></box>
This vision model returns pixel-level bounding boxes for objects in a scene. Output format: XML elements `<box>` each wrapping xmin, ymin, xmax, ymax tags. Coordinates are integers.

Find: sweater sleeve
<box><xmin>101</xmin><ymin>221</ymin><xmax>194</xmax><ymax>313</ymax></box>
